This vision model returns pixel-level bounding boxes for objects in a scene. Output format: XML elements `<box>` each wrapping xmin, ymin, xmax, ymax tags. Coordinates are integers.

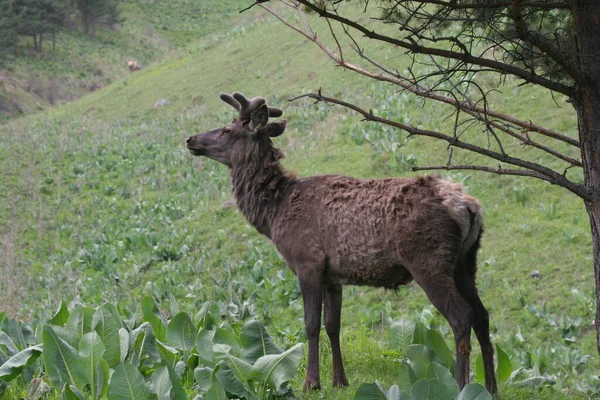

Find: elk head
<box><xmin>186</xmin><ymin>92</ymin><xmax>287</xmax><ymax>167</ymax></box>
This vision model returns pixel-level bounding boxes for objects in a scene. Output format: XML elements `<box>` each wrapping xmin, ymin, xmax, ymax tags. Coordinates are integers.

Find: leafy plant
<box><xmin>361</xmin><ymin>318</ymin><xmax>494</xmax><ymax>400</ymax></box>
<box><xmin>0</xmin><ymin>298</ymin><xmax>303</xmax><ymax>399</ymax></box>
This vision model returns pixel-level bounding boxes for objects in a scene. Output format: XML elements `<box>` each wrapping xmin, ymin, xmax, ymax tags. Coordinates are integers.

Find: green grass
<box><xmin>0</xmin><ymin>0</ymin><xmax>251</xmax><ymax>121</ymax></box>
<box><xmin>0</xmin><ymin>3</ymin><xmax>597</xmax><ymax>399</ymax></box>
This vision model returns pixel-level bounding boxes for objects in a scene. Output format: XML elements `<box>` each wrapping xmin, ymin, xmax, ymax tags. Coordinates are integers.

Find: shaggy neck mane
<box><xmin>231</xmin><ymin>139</ymin><xmax>296</xmax><ymax>238</ymax></box>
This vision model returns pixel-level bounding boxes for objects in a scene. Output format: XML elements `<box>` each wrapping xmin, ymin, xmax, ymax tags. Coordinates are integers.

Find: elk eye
<box><xmin>222</xmin><ymin>128</ymin><xmax>231</xmax><ymax>135</ymax></box>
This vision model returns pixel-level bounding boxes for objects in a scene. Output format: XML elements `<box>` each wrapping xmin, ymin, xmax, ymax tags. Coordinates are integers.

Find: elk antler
<box><xmin>219</xmin><ymin>92</ymin><xmax>283</xmax><ymax>121</ymax></box>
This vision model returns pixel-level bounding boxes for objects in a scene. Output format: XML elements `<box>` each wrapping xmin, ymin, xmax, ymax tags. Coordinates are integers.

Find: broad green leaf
<box><xmin>156</xmin><ymin>340</ymin><xmax>179</xmax><ymax>367</ymax></box>
<box><xmin>425</xmin><ymin>329</ymin><xmax>454</xmax><ymax>370</ymax></box>
<box><xmin>215</xmin><ymin>366</ymin><xmax>257</xmax><ymax>400</ymax></box>
<box><xmin>250</xmin><ymin>343</ymin><xmax>303</xmax><ymax>391</ymax></box>
<box><xmin>406</xmin><ymin>345</ymin><xmax>435</xmax><ymax>379</ymax></box>
<box><xmin>78</xmin><ymin>332</ymin><xmax>105</xmax><ymax>400</ymax></box>
<box><xmin>20</xmin><ymin>322</ymin><xmax>37</xmax><ymax>346</ymax></box>
<box><xmin>0</xmin><ymin>346</ymin><xmax>7</xmax><ymax>365</ymax></box>
<box><xmin>0</xmin><ymin>332</ymin><xmax>18</xmax><ymax>355</ymax></box>
<box><xmin>495</xmin><ymin>345</ymin><xmax>512</xmax><ymax>383</ymax></box>
<box><xmin>474</xmin><ymin>353</ymin><xmax>484</xmax><ymax>383</ymax></box>
<box><xmin>194</xmin><ymin>366</ymin><xmax>213</xmax><ymax>391</ymax></box>
<box><xmin>118</xmin><ymin>305</ymin><xmax>136</xmax><ymax>331</ymax></box>
<box><xmin>457</xmin><ymin>383</ymin><xmax>492</xmax><ymax>400</ymax></box>
<box><xmin>166</xmin><ymin>312</ymin><xmax>196</xmax><ymax>352</ymax></box>
<box><xmin>92</xmin><ymin>306</ymin><xmax>121</xmax><ymax>367</ymax></box>
<box><xmin>240</xmin><ymin>320</ymin><xmax>281</xmax><ymax>363</ymax></box>
<box><xmin>410</xmin><ymin>378</ymin><xmax>453</xmax><ymax>400</ymax></box>
<box><xmin>388</xmin><ymin>320</ymin><xmax>415</xmax><ymax>353</ymax></box>
<box><xmin>412</xmin><ymin>322</ymin><xmax>428</xmax><ymax>346</ymax></box>
<box><xmin>50</xmin><ymin>301</ymin><xmax>69</xmax><ymax>327</ymax></box>
<box><xmin>387</xmin><ymin>385</ymin><xmax>410</xmax><ymax>400</ymax></box>
<box><xmin>66</xmin><ymin>307</ymin><xmax>95</xmax><ymax>339</ymax></box>
<box><xmin>48</xmin><ymin>325</ymin><xmax>80</xmax><ymax>350</ymax></box>
<box><xmin>142</xmin><ymin>296</ymin><xmax>166</xmax><ymax>342</ymax></box>
<box><xmin>131</xmin><ymin>323</ymin><xmax>161</xmax><ymax>372</ymax></box>
<box><xmin>185</xmin><ymin>354</ymin><xmax>198</xmax><ymax>384</ymax></box>
<box><xmin>398</xmin><ymin>363</ymin><xmax>418</xmax><ymax>393</ymax></box>
<box><xmin>119</xmin><ymin>328</ymin><xmax>129</xmax><ymax>363</ymax></box>
<box><xmin>196</xmin><ymin>302</ymin><xmax>221</xmax><ymax>326</ymax></box>
<box><xmin>206</xmin><ymin>382</ymin><xmax>227</xmax><ymax>399</ymax></box>
<box><xmin>195</xmin><ymin>329</ymin><xmax>215</xmax><ymax>367</ymax></box>
<box><xmin>61</xmin><ymin>383</ymin><xmax>85</xmax><ymax>400</ymax></box>
<box><xmin>513</xmin><ymin>376</ymin><xmax>555</xmax><ymax>388</ymax></box>
<box><xmin>152</xmin><ymin>366</ymin><xmax>172</xmax><ymax>400</ymax></box>
<box><xmin>104</xmin><ymin>304</ymin><xmax>123</xmax><ymax>329</ymax></box>
<box><xmin>2</xmin><ymin>319</ymin><xmax>26</xmax><ymax>351</ymax></box>
<box><xmin>42</xmin><ymin>325</ymin><xmax>85</xmax><ymax>391</ymax></box>
<box><xmin>174</xmin><ymin>360</ymin><xmax>186</xmax><ymax>379</ymax></box>
<box><xmin>167</xmin><ymin>363</ymin><xmax>187</xmax><ymax>400</ymax></box>
<box><xmin>0</xmin><ymin>348</ymin><xmax>7</xmax><ymax>371</ymax></box>
<box><xmin>213</xmin><ymin>327</ymin><xmax>240</xmax><ymax>357</ymax></box>
<box><xmin>353</xmin><ymin>382</ymin><xmax>387</xmax><ymax>399</ymax></box>
<box><xmin>222</xmin><ymin>354</ymin><xmax>253</xmax><ymax>384</ymax></box>
<box><xmin>108</xmin><ymin>363</ymin><xmax>150</xmax><ymax>400</ymax></box>
<box><xmin>0</xmin><ymin>344</ymin><xmax>43</xmax><ymax>381</ymax></box>
<box><xmin>424</xmin><ymin>363</ymin><xmax>459</xmax><ymax>398</ymax></box>
<box><xmin>94</xmin><ymin>360</ymin><xmax>109</xmax><ymax>400</ymax></box>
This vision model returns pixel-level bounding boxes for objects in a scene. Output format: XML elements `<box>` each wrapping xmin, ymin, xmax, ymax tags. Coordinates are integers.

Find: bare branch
<box><xmin>289</xmin><ymin>91</ymin><xmax>590</xmax><ymax>200</ymax></box>
<box><xmin>408</xmin><ymin>0</ymin><xmax>571</xmax><ymax>10</ymax></box>
<box><xmin>291</xmin><ymin>0</ymin><xmax>575</xmax><ymax>96</ymax></box>
<box><xmin>239</xmin><ymin>0</ymin><xmax>270</xmax><ymax>13</ymax></box>
<box><xmin>351</xmin><ymin>44</ymin><xmax>579</xmax><ymax>147</ymax></box>
<box><xmin>510</xmin><ymin>0</ymin><xmax>578</xmax><ymax>80</ymax></box>
<box><xmin>412</xmin><ymin>164</ymin><xmax>558</xmax><ymax>180</ymax></box>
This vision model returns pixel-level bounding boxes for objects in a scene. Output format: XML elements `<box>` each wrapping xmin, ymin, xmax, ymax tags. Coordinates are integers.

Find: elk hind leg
<box><xmin>414</xmin><ymin>270</ymin><xmax>474</xmax><ymax>389</ymax></box>
<box><xmin>455</xmin><ymin>273</ymin><xmax>498</xmax><ymax>395</ymax></box>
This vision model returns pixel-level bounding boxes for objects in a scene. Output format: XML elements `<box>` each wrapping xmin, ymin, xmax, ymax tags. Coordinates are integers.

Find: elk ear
<box><xmin>250</xmin><ymin>104</ymin><xmax>269</xmax><ymax>131</ymax></box>
<box><xmin>266</xmin><ymin>119</ymin><xmax>287</xmax><ymax>138</ymax></box>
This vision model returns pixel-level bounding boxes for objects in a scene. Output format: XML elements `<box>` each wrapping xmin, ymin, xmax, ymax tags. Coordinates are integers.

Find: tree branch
<box><xmin>408</xmin><ymin>0</ymin><xmax>571</xmax><ymax>10</ymax></box>
<box><xmin>510</xmin><ymin>0</ymin><xmax>578</xmax><ymax>80</ymax></box>
<box><xmin>290</xmin><ymin>0</ymin><xmax>574</xmax><ymax>96</ymax></box>
<box><xmin>263</xmin><ymin>3</ymin><xmax>578</xmax><ymax>149</ymax></box>
<box><xmin>288</xmin><ymin>91</ymin><xmax>590</xmax><ymax>200</ymax></box>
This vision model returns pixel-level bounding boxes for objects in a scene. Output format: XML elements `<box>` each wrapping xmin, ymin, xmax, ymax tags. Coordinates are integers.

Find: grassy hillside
<box><xmin>0</xmin><ymin>3</ymin><xmax>596</xmax><ymax>400</ymax></box>
<box><xmin>0</xmin><ymin>0</ymin><xmax>248</xmax><ymax>121</ymax></box>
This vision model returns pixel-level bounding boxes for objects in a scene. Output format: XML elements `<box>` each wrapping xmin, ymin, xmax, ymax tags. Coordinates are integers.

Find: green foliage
<box><xmin>0</xmin><ymin>299</ymin><xmax>303</xmax><ymax>399</ymax></box>
<box><xmin>73</xmin><ymin>0</ymin><xmax>122</xmax><ymax>36</ymax></box>
<box><xmin>0</xmin><ymin>3</ymin><xmax>596</xmax><ymax>399</ymax></box>
<box><xmin>343</xmin><ymin>87</ymin><xmax>417</xmax><ymax>173</ymax></box>
<box><xmin>0</xmin><ymin>0</ymin><xmax>19</xmax><ymax>54</ymax></box>
<box><xmin>358</xmin><ymin>319</ymin><xmax>493</xmax><ymax>399</ymax></box>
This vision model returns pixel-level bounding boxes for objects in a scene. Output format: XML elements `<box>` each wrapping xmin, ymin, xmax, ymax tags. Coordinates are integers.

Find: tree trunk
<box><xmin>572</xmin><ymin>0</ymin><xmax>600</xmax><ymax>354</ymax></box>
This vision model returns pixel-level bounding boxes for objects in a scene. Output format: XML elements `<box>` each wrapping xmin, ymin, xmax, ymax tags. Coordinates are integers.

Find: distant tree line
<box><xmin>0</xmin><ymin>0</ymin><xmax>122</xmax><ymax>52</ymax></box>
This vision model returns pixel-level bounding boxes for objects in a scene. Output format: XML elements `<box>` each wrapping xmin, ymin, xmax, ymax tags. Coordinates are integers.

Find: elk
<box><xmin>186</xmin><ymin>92</ymin><xmax>498</xmax><ymax>395</ymax></box>
<box><xmin>127</xmin><ymin>60</ymin><xmax>141</xmax><ymax>72</ymax></box>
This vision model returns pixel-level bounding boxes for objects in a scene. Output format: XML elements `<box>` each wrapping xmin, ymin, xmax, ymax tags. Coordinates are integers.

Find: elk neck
<box><xmin>230</xmin><ymin>139</ymin><xmax>296</xmax><ymax>239</ymax></box>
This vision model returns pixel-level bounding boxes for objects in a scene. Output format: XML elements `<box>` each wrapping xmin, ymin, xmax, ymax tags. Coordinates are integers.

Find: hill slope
<box><xmin>0</xmin><ymin>3</ymin><xmax>595</xmax><ymax>399</ymax></box>
<box><xmin>0</xmin><ymin>0</ymin><xmax>247</xmax><ymax>121</ymax></box>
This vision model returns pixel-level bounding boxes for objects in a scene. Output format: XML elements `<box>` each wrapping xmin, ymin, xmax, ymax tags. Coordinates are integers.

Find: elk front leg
<box><xmin>323</xmin><ymin>283</ymin><xmax>349</xmax><ymax>387</ymax></box>
<box><xmin>298</xmin><ymin>269</ymin><xmax>323</xmax><ymax>391</ymax></box>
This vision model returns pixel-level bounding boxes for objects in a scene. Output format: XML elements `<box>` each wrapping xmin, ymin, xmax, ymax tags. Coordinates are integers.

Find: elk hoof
<box><xmin>302</xmin><ymin>378</ymin><xmax>321</xmax><ymax>392</ymax></box>
<box><xmin>333</xmin><ymin>377</ymin><xmax>349</xmax><ymax>388</ymax></box>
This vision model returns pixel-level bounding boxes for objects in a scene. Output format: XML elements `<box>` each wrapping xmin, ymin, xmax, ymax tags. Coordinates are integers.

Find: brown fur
<box><xmin>186</xmin><ymin>92</ymin><xmax>498</xmax><ymax>396</ymax></box>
